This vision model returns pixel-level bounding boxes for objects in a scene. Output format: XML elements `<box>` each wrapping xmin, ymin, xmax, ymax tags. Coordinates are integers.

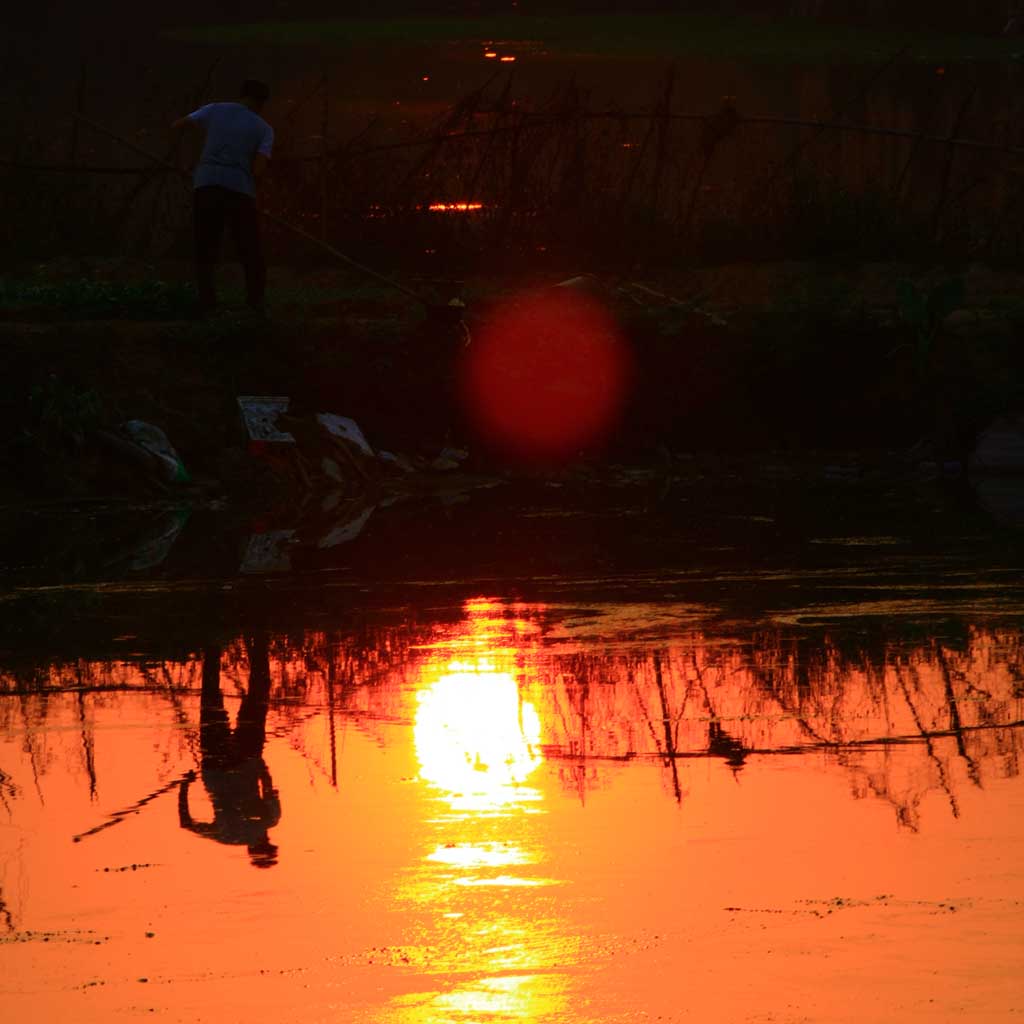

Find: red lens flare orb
<box><xmin>458</xmin><ymin>290</ymin><xmax>632</xmax><ymax>463</ymax></box>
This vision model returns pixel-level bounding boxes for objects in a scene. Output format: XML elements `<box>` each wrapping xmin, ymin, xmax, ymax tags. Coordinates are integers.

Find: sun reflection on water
<box><xmin>426</xmin><ymin>841</ymin><xmax>534</xmax><ymax>869</ymax></box>
<box><xmin>414</xmin><ymin>660</ymin><xmax>542</xmax><ymax>814</ymax></box>
<box><xmin>396</xmin><ymin>600</ymin><xmax>571</xmax><ymax>1022</ymax></box>
<box><xmin>413</xmin><ymin>599</ymin><xmax>545</xmax><ymax>815</ymax></box>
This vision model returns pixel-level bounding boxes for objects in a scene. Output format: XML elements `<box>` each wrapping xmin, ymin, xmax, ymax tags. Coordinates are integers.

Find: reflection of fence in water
<box><xmin>2</xmin><ymin>621</ymin><xmax>1021</xmax><ymax>826</ymax></box>
<box><xmin>267</xmin><ymin>620</ymin><xmax>1024</xmax><ymax>824</ymax></box>
<box><xmin>535</xmin><ymin>629</ymin><xmax>1023</xmax><ymax>826</ymax></box>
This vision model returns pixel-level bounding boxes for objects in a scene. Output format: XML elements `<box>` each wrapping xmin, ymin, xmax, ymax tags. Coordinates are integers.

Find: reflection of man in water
<box><xmin>179</xmin><ymin>636</ymin><xmax>281</xmax><ymax>867</ymax></box>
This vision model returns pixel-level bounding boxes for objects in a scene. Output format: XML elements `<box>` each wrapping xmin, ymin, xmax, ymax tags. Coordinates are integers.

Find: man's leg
<box><xmin>193</xmin><ymin>186</ymin><xmax>225</xmax><ymax>313</ymax></box>
<box><xmin>199</xmin><ymin>645</ymin><xmax>231</xmax><ymax>771</ymax></box>
<box><xmin>234</xmin><ymin>631</ymin><xmax>272</xmax><ymax>763</ymax></box>
<box><xmin>227</xmin><ymin>192</ymin><xmax>266</xmax><ymax>311</ymax></box>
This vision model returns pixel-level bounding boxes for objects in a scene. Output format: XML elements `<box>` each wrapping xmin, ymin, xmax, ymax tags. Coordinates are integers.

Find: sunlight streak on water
<box><xmin>396</xmin><ymin>600</ymin><xmax>570</xmax><ymax>1022</ymax></box>
<box><xmin>425</xmin><ymin>842</ymin><xmax>534</xmax><ymax>869</ymax></box>
<box><xmin>414</xmin><ymin>664</ymin><xmax>543</xmax><ymax>813</ymax></box>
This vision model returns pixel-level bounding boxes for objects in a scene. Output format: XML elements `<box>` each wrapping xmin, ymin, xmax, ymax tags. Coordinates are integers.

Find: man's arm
<box><xmin>171</xmin><ymin>105</ymin><xmax>212</xmax><ymax>133</ymax></box>
<box><xmin>178</xmin><ymin>773</ymin><xmax>196</xmax><ymax>827</ymax></box>
<box><xmin>252</xmin><ymin>123</ymin><xmax>273</xmax><ymax>185</ymax></box>
<box><xmin>178</xmin><ymin>774</ymin><xmax>216</xmax><ymax>837</ymax></box>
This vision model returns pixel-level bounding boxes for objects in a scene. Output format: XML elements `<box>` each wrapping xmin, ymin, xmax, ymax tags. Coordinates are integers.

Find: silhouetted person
<box><xmin>179</xmin><ymin>636</ymin><xmax>281</xmax><ymax>867</ymax></box>
<box><xmin>172</xmin><ymin>80</ymin><xmax>274</xmax><ymax>315</ymax></box>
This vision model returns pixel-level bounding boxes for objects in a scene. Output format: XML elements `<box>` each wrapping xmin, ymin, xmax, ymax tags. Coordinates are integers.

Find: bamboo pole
<box><xmin>931</xmin><ymin>84</ymin><xmax>979</xmax><ymax>240</ymax></box>
<box><xmin>320</xmin><ymin>69</ymin><xmax>329</xmax><ymax>242</ymax></box>
<box><xmin>650</xmin><ymin>65</ymin><xmax>676</xmax><ymax>219</ymax></box>
<box><xmin>69</xmin><ymin>57</ymin><xmax>88</xmax><ymax>167</ymax></box>
<box><xmin>71</xmin><ymin>771</ymin><xmax>192</xmax><ymax>843</ymax></box>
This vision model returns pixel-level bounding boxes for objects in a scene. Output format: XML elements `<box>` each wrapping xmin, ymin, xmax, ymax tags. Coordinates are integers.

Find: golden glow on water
<box><xmin>412</xmin><ymin>599</ymin><xmax>544</xmax><ymax>814</ymax></box>
<box><xmin>414</xmin><ymin>662</ymin><xmax>542</xmax><ymax>812</ymax></box>
<box><xmin>398</xmin><ymin>600</ymin><xmax>569</xmax><ymax>1022</ymax></box>
<box><xmin>2</xmin><ymin>596</ymin><xmax>1024</xmax><ymax>1023</ymax></box>
<box><xmin>432</xmin><ymin>974</ymin><xmax>564</xmax><ymax>1021</ymax></box>
<box><xmin>425</xmin><ymin>842</ymin><xmax>534</xmax><ymax>868</ymax></box>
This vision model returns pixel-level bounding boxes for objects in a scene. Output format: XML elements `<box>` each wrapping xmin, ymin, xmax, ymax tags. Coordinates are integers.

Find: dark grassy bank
<box><xmin>2</xmin><ymin>261</ymin><xmax>1022</xmax><ymax>507</ymax></box>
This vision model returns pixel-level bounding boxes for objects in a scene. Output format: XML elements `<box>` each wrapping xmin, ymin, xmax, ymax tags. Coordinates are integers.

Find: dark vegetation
<box><xmin>7</xmin><ymin>58</ymin><xmax>1024</xmax><ymax>269</ymax></box>
<box><xmin>2</xmin><ymin>13</ymin><xmax>1023</xmax><ymax>504</ymax></box>
<box><xmin>2</xmin><ymin>263</ymin><xmax>1022</xmax><ymax>508</ymax></box>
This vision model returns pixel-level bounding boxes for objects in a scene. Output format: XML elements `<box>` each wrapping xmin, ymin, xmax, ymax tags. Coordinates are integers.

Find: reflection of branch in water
<box><xmin>12</xmin><ymin>616</ymin><xmax>1024</xmax><ymax>831</ymax></box>
<box><xmin>689</xmin><ymin>651</ymin><xmax>746</xmax><ymax>774</ymax></box>
<box><xmin>0</xmin><ymin>888</ymin><xmax>14</xmax><ymax>932</ymax></box>
<box><xmin>654</xmin><ymin>652</ymin><xmax>682</xmax><ymax>803</ymax></box>
<box><xmin>558</xmin><ymin>659</ymin><xmax>596</xmax><ymax>805</ymax></box>
<box><xmin>77</xmin><ymin>688</ymin><xmax>97</xmax><ymax>802</ymax></box>
<box><xmin>326</xmin><ymin>643</ymin><xmax>339</xmax><ymax>788</ymax></box>
<box><xmin>895</xmin><ymin>663</ymin><xmax>959</xmax><ymax>821</ymax></box>
<box><xmin>71</xmin><ymin>772</ymin><xmax>191</xmax><ymax>843</ymax></box>
<box><xmin>935</xmin><ymin>643</ymin><xmax>982</xmax><ymax>788</ymax></box>
<box><xmin>747</xmin><ymin>636</ymin><xmax>833</xmax><ymax>749</ymax></box>
<box><xmin>629</xmin><ymin>664</ymin><xmax>668</xmax><ymax>757</ymax></box>
<box><xmin>540</xmin><ymin>719</ymin><xmax>1024</xmax><ymax>762</ymax></box>
<box><xmin>18</xmin><ymin>695</ymin><xmax>44</xmax><ymax>807</ymax></box>
<box><xmin>0</xmin><ymin>767</ymin><xmax>15</xmax><ymax>817</ymax></box>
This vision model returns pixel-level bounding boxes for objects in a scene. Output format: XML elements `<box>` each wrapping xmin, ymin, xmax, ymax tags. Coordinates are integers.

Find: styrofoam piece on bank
<box><xmin>317</xmin><ymin>506</ymin><xmax>375</xmax><ymax>549</ymax></box>
<box><xmin>237</xmin><ymin>396</ymin><xmax>295</xmax><ymax>444</ymax></box>
<box><xmin>316</xmin><ymin>413</ymin><xmax>374</xmax><ymax>457</ymax></box>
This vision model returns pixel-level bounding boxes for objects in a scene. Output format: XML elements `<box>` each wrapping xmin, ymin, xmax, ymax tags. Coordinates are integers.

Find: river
<box><xmin>1</xmin><ymin>479</ymin><xmax>1022</xmax><ymax>1021</ymax></box>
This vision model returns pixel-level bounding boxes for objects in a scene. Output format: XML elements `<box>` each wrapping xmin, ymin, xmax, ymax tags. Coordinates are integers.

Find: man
<box><xmin>172</xmin><ymin>80</ymin><xmax>274</xmax><ymax>315</ymax></box>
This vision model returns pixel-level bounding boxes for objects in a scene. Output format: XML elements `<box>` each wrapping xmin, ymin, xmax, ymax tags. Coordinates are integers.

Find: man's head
<box><xmin>241</xmin><ymin>80</ymin><xmax>271</xmax><ymax>111</ymax></box>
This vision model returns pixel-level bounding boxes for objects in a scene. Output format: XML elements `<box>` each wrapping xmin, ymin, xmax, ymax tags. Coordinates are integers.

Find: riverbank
<box><xmin>1</xmin><ymin>259</ymin><xmax>1022</xmax><ymax>510</ymax></box>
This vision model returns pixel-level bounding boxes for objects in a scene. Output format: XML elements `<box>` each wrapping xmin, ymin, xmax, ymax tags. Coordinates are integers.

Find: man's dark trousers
<box><xmin>193</xmin><ymin>185</ymin><xmax>265</xmax><ymax>312</ymax></box>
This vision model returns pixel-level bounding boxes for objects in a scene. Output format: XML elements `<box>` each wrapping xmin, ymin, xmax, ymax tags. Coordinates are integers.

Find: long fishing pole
<box><xmin>73</xmin><ymin>113</ymin><xmax>430</xmax><ymax>308</ymax></box>
<box><xmin>71</xmin><ymin>770</ymin><xmax>194</xmax><ymax>843</ymax></box>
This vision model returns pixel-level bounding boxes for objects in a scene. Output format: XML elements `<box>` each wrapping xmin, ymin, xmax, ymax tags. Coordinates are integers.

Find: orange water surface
<box><xmin>1</xmin><ymin>595</ymin><xmax>1022</xmax><ymax>1022</ymax></box>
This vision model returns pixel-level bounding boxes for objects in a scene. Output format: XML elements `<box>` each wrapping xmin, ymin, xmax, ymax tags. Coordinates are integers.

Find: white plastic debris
<box><xmin>121</xmin><ymin>420</ymin><xmax>190</xmax><ymax>483</ymax></box>
<box><xmin>317</xmin><ymin>506</ymin><xmax>375</xmax><ymax>549</ymax></box>
<box><xmin>553</xmin><ymin>274</ymin><xmax>602</xmax><ymax>292</ymax></box>
<box><xmin>237</xmin><ymin>396</ymin><xmax>295</xmax><ymax>445</ymax></box>
<box><xmin>316</xmin><ymin>413</ymin><xmax>374</xmax><ymax>457</ymax></box>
